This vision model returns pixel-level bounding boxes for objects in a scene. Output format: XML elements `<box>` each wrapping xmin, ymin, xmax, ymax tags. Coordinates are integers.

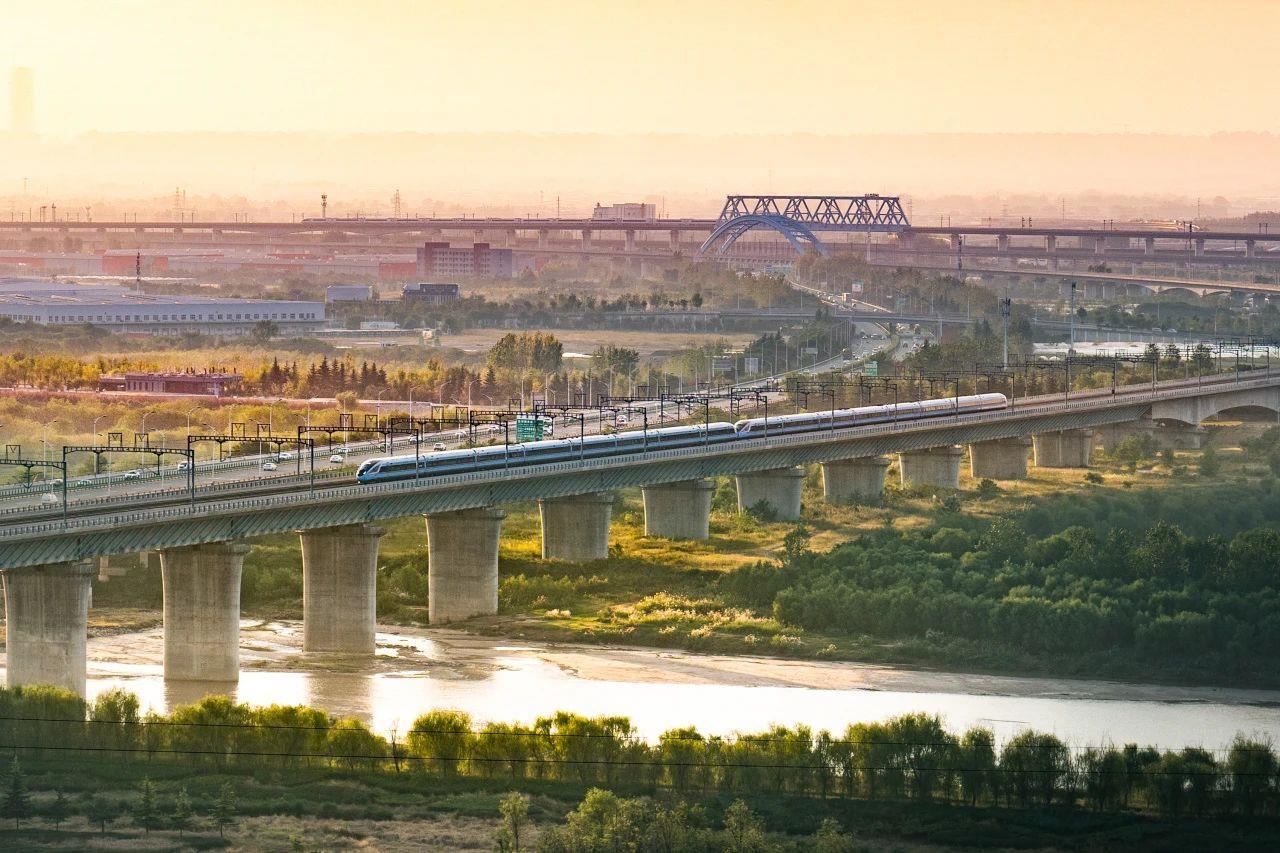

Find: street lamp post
<box><xmin>92</xmin><ymin>415</ymin><xmax>105</xmax><ymax>475</ymax></box>
<box><xmin>42</xmin><ymin>419</ymin><xmax>63</xmax><ymax>464</ymax></box>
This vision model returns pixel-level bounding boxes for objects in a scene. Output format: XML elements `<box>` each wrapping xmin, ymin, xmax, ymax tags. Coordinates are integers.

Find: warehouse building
<box><xmin>402</xmin><ymin>282</ymin><xmax>461</xmax><ymax>305</ymax></box>
<box><xmin>99</xmin><ymin>371</ymin><xmax>244</xmax><ymax>396</ymax></box>
<box><xmin>0</xmin><ymin>277</ymin><xmax>326</xmax><ymax>336</ymax></box>
<box><xmin>325</xmin><ymin>284</ymin><xmax>375</xmax><ymax>302</ymax></box>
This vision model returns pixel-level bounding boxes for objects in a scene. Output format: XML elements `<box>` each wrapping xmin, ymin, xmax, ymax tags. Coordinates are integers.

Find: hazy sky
<box><xmin>4</xmin><ymin>0</ymin><xmax>1279</xmax><ymax>137</ymax></box>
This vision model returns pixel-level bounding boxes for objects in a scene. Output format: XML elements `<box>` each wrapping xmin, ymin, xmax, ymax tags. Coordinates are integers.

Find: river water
<box><xmin>5</xmin><ymin>621</ymin><xmax>1279</xmax><ymax>752</ymax></box>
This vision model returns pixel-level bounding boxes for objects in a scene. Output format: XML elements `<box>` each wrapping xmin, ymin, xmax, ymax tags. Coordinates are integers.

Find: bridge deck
<box><xmin>0</xmin><ymin>372</ymin><xmax>1273</xmax><ymax>570</ymax></box>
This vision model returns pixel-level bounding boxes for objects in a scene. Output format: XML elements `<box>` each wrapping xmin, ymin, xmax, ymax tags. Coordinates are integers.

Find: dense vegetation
<box><xmin>2</xmin><ymin>685</ymin><xmax>1279</xmax><ymax>827</ymax></box>
<box><xmin>723</xmin><ymin>480</ymin><xmax>1280</xmax><ymax>684</ymax></box>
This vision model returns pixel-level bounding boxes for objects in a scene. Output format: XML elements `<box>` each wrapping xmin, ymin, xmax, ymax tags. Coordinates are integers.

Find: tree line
<box><xmin>724</xmin><ymin>482</ymin><xmax>1280</xmax><ymax>684</ymax></box>
<box><xmin>0</xmin><ymin>686</ymin><xmax>1277</xmax><ymax>820</ymax></box>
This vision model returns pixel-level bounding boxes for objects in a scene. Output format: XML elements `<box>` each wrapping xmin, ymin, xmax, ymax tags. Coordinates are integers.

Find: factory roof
<box><xmin>0</xmin><ymin>277</ymin><xmax>320</xmax><ymax>307</ymax></box>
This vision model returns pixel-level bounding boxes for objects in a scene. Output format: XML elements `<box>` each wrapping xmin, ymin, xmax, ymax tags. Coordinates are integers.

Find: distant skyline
<box><xmin>4</xmin><ymin>0</ymin><xmax>1280</xmax><ymax>137</ymax></box>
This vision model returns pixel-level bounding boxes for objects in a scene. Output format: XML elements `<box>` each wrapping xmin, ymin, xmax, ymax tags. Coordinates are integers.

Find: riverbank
<box><xmin>10</xmin><ymin>616</ymin><xmax>1277</xmax><ymax>751</ymax></box>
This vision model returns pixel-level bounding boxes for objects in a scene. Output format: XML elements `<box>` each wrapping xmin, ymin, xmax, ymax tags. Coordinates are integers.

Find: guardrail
<box><xmin>1</xmin><ymin>371</ymin><xmax>1274</xmax><ymax>541</ymax></box>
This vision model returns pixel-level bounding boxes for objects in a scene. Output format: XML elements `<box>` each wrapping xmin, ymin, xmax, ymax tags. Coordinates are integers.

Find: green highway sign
<box><xmin>515</xmin><ymin>416</ymin><xmax>544</xmax><ymax>442</ymax></box>
<box><xmin>864</xmin><ymin>360</ymin><xmax>879</xmax><ymax>377</ymax></box>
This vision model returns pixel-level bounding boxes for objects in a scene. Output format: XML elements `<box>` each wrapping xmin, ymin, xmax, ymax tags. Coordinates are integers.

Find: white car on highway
<box><xmin>262</xmin><ymin>461</ymin><xmax>278</xmax><ymax>472</ymax></box>
<box><xmin>328</xmin><ymin>454</ymin><xmax>345</xmax><ymax>464</ymax></box>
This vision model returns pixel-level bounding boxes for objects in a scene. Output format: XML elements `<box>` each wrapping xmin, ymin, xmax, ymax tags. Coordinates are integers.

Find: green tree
<box><xmin>171</xmin><ymin>787</ymin><xmax>193</xmax><ymax>836</ymax></box>
<box><xmin>85</xmin><ymin>794</ymin><xmax>118</xmax><ymax>836</ymax></box>
<box><xmin>1198</xmin><ymin>445</ymin><xmax>1221</xmax><ymax>477</ymax></box>
<box><xmin>1226</xmin><ymin>737</ymin><xmax>1277</xmax><ymax>817</ymax></box>
<box><xmin>214</xmin><ymin>782</ymin><xmax>237</xmax><ymax>839</ymax></box>
<box><xmin>1</xmin><ymin>756</ymin><xmax>31</xmax><ymax>829</ymax></box>
<box><xmin>249</xmin><ymin>319</ymin><xmax>279</xmax><ymax>343</ymax></box>
<box><xmin>721</xmin><ymin>799</ymin><xmax>769</xmax><ymax>852</ymax></box>
<box><xmin>133</xmin><ymin>779</ymin><xmax>158</xmax><ymax>835</ymax></box>
<box><xmin>47</xmin><ymin>789</ymin><xmax>68</xmax><ymax>831</ymax></box>
<box><xmin>1226</xmin><ymin>528</ymin><xmax>1280</xmax><ymax>589</ymax></box>
<box><xmin>956</xmin><ymin>728</ymin><xmax>997</xmax><ymax>805</ymax></box>
<box><xmin>811</xmin><ymin>818</ymin><xmax>855</xmax><ymax>853</ymax></box>
<box><xmin>494</xmin><ymin>791</ymin><xmax>529</xmax><ymax>852</ymax></box>
<box><xmin>407</xmin><ymin>709</ymin><xmax>474</xmax><ymax>776</ymax></box>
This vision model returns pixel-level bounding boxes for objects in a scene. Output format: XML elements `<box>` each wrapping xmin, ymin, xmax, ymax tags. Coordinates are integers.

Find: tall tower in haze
<box><xmin>9</xmin><ymin>67</ymin><xmax>34</xmax><ymax>135</ymax></box>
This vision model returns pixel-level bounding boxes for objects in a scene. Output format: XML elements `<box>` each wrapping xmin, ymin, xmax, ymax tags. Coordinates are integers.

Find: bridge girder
<box><xmin>698</xmin><ymin>194</ymin><xmax>909</xmax><ymax>258</ymax></box>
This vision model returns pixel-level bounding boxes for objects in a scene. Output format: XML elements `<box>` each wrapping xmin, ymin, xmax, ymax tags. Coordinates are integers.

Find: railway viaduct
<box><xmin>2</xmin><ymin>374</ymin><xmax>1278</xmax><ymax>695</ymax></box>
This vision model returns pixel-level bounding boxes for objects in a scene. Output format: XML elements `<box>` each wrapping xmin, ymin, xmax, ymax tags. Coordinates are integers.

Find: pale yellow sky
<box><xmin>4</xmin><ymin>0</ymin><xmax>1279</xmax><ymax>136</ymax></box>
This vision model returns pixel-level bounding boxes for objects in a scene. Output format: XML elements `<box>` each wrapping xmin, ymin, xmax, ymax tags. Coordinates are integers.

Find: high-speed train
<box><xmin>355</xmin><ymin>393</ymin><xmax>1008</xmax><ymax>485</ymax></box>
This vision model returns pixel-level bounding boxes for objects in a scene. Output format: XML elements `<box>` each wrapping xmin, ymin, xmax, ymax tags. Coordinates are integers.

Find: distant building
<box><xmin>402</xmin><ymin>282</ymin><xmax>461</xmax><ymax>305</ymax></box>
<box><xmin>0</xmin><ymin>277</ymin><xmax>325</xmax><ymax>336</ymax></box>
<box><xmin>100</xmin><ymin>371</ymin><xmax>243</xmax><ymax>396</ymax></box>
<box><xmin>359</xmin><ymin>320</ymin><xmax>399</xmax><ymax>331</ymax></box>
<box><xmin>325</xmin><ymin>284</ymin><xmax>375</xmax><ymax>302</ymax></box>
<box><xmin>592</xmin><ymin>202</ymin><xmax>656</xmax><ymax>221</ymax></box>
<box><xmin>415</xmin><ymin>242</ymin><xmax>513</xmax><ymax>279</ymax></box>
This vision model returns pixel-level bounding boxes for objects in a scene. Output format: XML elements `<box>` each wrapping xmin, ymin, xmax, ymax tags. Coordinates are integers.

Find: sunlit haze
<box><xmin>4</xmin><ymin>0</ymin><xmax>1280</xmax><ymax>136</ymax></box>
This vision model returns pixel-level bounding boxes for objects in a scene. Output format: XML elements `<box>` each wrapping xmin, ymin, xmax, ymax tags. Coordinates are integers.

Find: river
<box><xmin>5</xmin><ymin>620</ymin><xmax>1279</xmax><ymax>751</ymax></box>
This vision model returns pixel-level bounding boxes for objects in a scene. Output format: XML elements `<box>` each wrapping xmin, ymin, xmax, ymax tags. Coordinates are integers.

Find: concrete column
<box><xmin>624</xmin><ymin>229</ymin><xmax>637</xmax><ymax>253</ymax></box>
<box><xmin>539</xmin><ymin>493</ymin><xmax>613</xmax><ymax>561</ymax></box>
<box><xmin>1094</xmin><ymin>419</ymin><xmax>1156</xmax><ymax>452</ymax></box>
<box><xmin>642</xmin><ymin>479</ymin><xmax>715</xmax><ymax>540</ymax></box>
<box><xmin>2</xmin><ymin>561</ymin><xmax>94</xmax><ymax>695</ymax></box>
<box><xmin>1033</xmin><ymin>429</ymin><xmax>1094</xmax><ymax>468</ymax></box>
<box><xmin>1194</xmin><ymin>238</ymin><xmax>1205</xmax><ymax>257</ymax></box>
<box><xmin>996</xmin><ymin>233</ymin><xmax>1009</xmax><ymax>253</ymax></box>
<box><xmin>735</xmin><ymin>467</ymin><xmax>805</xmax><ymax>521</ymax></box>
<box><xmin>669</xmin><ymin>229</ymin><xmax>681</xmax><ymax>252</ymax></box>
<box><xmin>1154</xmin><ymin>423</ymin><xmax>1207</xmax><ymax>450</ymax></box>
<box><xmin>1045</xmin><ymin>235</ymin><xmax>1056</xmax><ymax>253</ymax></box>
<box><xmin>1246</xmin><ymin>239</ymin><xmax>1257</xmax><ymax>259</ymax></box>
<box><xmin>425</xmin><ymin>507</ymin><xmax>506</xmax><ymax>623</ymax></box>
<box><xmin>969</xmin><ymin>436</ymin><xmax>1032</xmax><ymax>480</ymax></box>
<box><xmin>299</xmin><ymin>524</ymin><xmax>385</xmax><ymax>654</ymax></box>
<box><xmin>581</xmin><ymin>229</ymin><xmax>593</xmax><ymax>250</ymax></box>
<box><xmin>821</xmin><ymin>456</ymin><xmax>890</xmax><ymax>503</ymax></box>
<box><xmin>899</xmin><ymin>445</ymin><xmax>964</xmax><ymax>489</ymax></box>
<box><xmin>160</xmin><ymin>542</ymin><xmax>248</xmax><ymax>682</ymax></box>
<box><xmin>537</xmin><ymin>229</ymin><xmax>549</xmax><ymax>249</ymax></box>
<box><xmin>1144</xmin><ymin>236</ymin><xmax>1156</xmax><ymax>255</ymax></box>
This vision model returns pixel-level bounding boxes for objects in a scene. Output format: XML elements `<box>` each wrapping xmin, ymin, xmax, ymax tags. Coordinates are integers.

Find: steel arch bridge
<box><xmin>698</xmin><ymin>194</ymin><xmax>910</xmax><ymax>258</ymax></box>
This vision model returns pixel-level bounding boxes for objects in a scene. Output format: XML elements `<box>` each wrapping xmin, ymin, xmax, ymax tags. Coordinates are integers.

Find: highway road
<box><xmin>0</xmin><ymin>347</ymin><xmax>870</xmax><ymax>515</ymax></box>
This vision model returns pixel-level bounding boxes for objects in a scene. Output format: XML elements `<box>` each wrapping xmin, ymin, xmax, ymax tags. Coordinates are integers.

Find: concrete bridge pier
<box><xmin>1154</xmin><ymin>423</ymin><xmax>1207</xmax><ymax>450</ymax></box>
<box><xmin>2</xmin><ymin>561</ymin><xmax>95</xmax><ymax>695</ymax></box>
<box><xmin>425</xmin><ymin>507</ymin><xmax>506</xmax><ymax>623</ymax></box>
<box><xmin>969</xmin><ymin>436</ymin><xmax>1032</xmax><ymax>480</ymax></box>
<box><xmin>539</xmin><ymin>493</ymin><xmax>614</xmax><ymax>561</ymax></box>
<box><xmin>160</xmin><ymin>542</ymin><xmax>249</xmax><ymax>682</ymax></box>
<box><xmin>1033</xmin><ymin>429</ymin><xmax>1094</xmax><ymax>468</ymax></box>
<box><xmin>820</xmin><ymin>456</ymin><xmax>891</xmax><ymax>503</ymax></box>
<box><xmin>735</xmin><ymin>467</ymin><xmax>805</xmax><ymax>520</ymax></box>
<box><xmin>899</xmin><ymin>445</ymin><xmax>964</xmax><ymax>489</ymax></box>
<box><xmin>1094</xmin><ymin>419</ymin><xmax>1157</xmax><ymax>453</ymax></box>
<box><xmin>642</xmin><ymin>479</ymin><xmax>716</xmax><ymax>540</ymax></box>
<box><xmin>299</xmin><ymin>524</ymin><xmax>385</xmax><ymax>653</ymax></box>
